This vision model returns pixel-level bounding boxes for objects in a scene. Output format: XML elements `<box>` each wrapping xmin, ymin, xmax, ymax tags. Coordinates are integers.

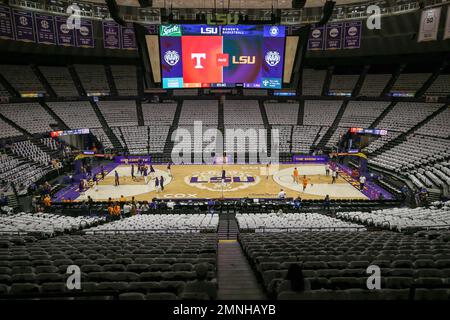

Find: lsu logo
<box><xmin>200</xmin><ymin>27</ymin><xmax>219</xmax><ymax>34</ymax></box>
<box><xmin>185</xmin><ymin>170</ymin><xmax>260</xmax><ymax>192</ymax></box>
<box><xmin>164</xmin><ymin>50</ymin><xmax>180</xmax><ymax>66</ymax></box>
<box><xmin>232</xmin><ymin>56</ymin><xmax>256</xmax><ymax>64</ymax></box>
<box><xmin>265</xmin><ymin>51</ymin><xmax>280</xmax><ymax>67</ymax></box>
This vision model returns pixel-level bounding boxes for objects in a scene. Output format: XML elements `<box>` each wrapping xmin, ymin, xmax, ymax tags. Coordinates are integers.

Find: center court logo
<box><xmin>265</xmin><ymin>51</ymin><xmax>280</xmax><ymax>67</ymax></box>
<box><xmin>164</xmin><ymin>50</ymin><xmax>180</xmax><ymax>66</ymax></box>
<box><xmin>185</xmin><ymin>170</ymin><xmax>260</xmax><ymax>192</ymax></box>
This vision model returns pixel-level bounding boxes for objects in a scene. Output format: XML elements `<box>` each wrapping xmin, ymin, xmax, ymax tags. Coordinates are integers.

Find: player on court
<box><xmin>167</xmin><ymin>162</ymin><xmax>172</xmax><ymax>177</ymax></box>
<box><xmin>155</xmin><ymin>176</ymin><xmax>160</xmax><ymax>193</ymax></box>
<box><xmin>293</xmin><ymin>167</ymin><xmax>299</xmax><ymax>184</ymax></box>
<box><xmin>150</xmin><ymin>165</ymin><xmax>156</xmax><ymax>180</ymax></box>
<box><xmin>302</xmin><ymin>175</ymin><xmax>309</xmax><ymax>191</ymax></box>
<box><xmin>131</xmin><ymin>164</ymin><xmax>135</xmax><ymax>181</ymax></box>
<box><xmin>114</xmin><ymin>171</ymin><xmax>120</xmax><ymax>187</ymax></box>
<box><xmin>93</xmin><ymin>174</ymin><xmax>99</xmax><ymax>192</ymax></box>
<box><xmin>221</xmin><ymin>169</ymin><xmax>226</xmax><ymax>186</ymax></box>
<box><xmin>143</xmin><ymin>166</ymin><xmax>148</xmax><ymax>184</ymax></box>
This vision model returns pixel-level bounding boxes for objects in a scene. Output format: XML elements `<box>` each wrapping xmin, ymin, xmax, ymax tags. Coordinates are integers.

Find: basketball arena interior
<box><xmin>0</xmin><ymin>0</ymin><xmax>449</xmax><ymax>306</ymax></box>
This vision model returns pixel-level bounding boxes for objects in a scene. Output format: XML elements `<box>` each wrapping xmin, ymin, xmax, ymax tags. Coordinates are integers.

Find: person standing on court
<box><xmin>114</xmin><ymin>170</ymin><xmax>120</xmax><ymax>186</ymax></box>
<box><xmin>131</xmin><ymin>164</ymin><xmax>135</xmax><ymax>181</ymax></box>
<box><xmin>325</xmin><ymin>163</ymin><xmax>330</xmax><ymax>176</ymax></box>
<box><xmin>221</xmin><ymin>169</ymin><xmax>226</xmax><ymax>186</ymax></box>
<box><xmin>167</xmin><ymin>162</ymin><xmax>172</xmax><ymax>177</ymax></box>
<box><xmin>359</xmin><ymin>175</ymin><xmax>366</xmax><ymax>190</ymax></box>
<box><xmin>150</xmin><ymin>164</ymin><xmax>156</xmax><ymax>179</ymax></box>
<box><xmin>160</xmin><ymin>175</ymin><xmax>165</xmax><ymax>192</ymax></box>
<box><xmin>331</xmin><ymin>170</ymin><xmax>337</xmax><ymax>184</ymax></box>
<box><xmin>155</xmin><ymin>176</ymin><xmax>160</xmax><ymax>193</ymax></box>
<box><xmin>143</xmin><ymin>166</ymin><xmax>148</xmax><ymax>184</ymax></box>
<box><xmin>293</xmin><ymin>167</ymin><xmax>299</xmax><ymax>184</ymax></box>
<box><xmin>302</xmin><ymin>175</ymin><xmax>308</xmax><ymax>191</ymax></box>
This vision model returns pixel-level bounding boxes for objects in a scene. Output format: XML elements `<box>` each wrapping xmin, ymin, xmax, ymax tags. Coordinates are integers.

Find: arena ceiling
<box><xmin>83</xmin><ymin>0</ymin><xmax>374</xmax><ymax>9</ymax></box>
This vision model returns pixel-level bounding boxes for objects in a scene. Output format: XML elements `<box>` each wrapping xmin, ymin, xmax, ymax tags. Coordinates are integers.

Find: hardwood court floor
<box><xmin>78</xmin><ymin>164</ymin><xmax>367</xmax><ymax>201</ymax></box>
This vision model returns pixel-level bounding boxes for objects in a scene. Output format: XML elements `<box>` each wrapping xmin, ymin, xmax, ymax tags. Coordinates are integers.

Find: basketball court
<box><xmin>76</xmin><ymin>164</ymin><xmax>368</xmax><ymax>201</ymax></box>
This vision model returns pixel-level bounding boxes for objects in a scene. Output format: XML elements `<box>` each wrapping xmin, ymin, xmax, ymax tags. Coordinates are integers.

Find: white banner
<box><xmin>444</xmin><ymin>6</ymin><xmax>450</xmax><ymax>40</ymax></box>
<box><xmin>418</xmin><ymin>7</ymin><xmax>442</xmax><ymax>42</ymax></box>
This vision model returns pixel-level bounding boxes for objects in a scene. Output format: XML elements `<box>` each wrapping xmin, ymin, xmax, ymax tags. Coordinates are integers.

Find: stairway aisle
<box><xmin>217</xmin><ymin>213</ymin><xmax>266</xmax><ymax>300</ymax></box>
<box><xmin>217</xmin><ymin>241</ymin><xmax>267</xmax><ymax>300</ymax></box>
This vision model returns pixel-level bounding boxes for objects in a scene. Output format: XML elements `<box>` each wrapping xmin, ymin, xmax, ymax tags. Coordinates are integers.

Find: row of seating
<box><xmin>0</xmin><ymin>212</ymin><xmax>105</xmax><ymax>236</ymax></box>
<box><xmin>1</xmin><ymin>65</ymin><xmax>448</xmax><ymax>98</ymax></box>
<box><xmin>337</xmin><ymin>201</ymin><xmax>450</xmax><ymax>231</ymax></box>
<box><xmin>0</xmin><ymin>233</ymin><xmax>217</xmax><ymax>298</ymax></box>
<box><xmin>85</xmin><ymin>214</ymin><xmax>219</xmax><ymax>233</ymax></box>
<box><xmin>113</xmin><ymin>126</ymin><xmax>170</xmax><ymax>154</ymax></box>
<box><xmin>239</xmin><ymin>231</ymin><xmax>450</xmax><ymax>300</ymax></box>
<box><xmin>236</xmin><ymin>212</ymin><xmax>365</xmax><ymax>232</ymax></box>
<box><xmin>11</xmin><ymin>140</ymin><xmax>51</xmax><ymax>165</ymax></box>
<box><xmin>369</xmin><ymin>134</ymin><xmax>450</xmax><ymax>174</ymax></box>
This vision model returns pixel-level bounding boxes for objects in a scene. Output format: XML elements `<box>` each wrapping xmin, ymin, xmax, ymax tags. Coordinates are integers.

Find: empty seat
<box><xmin>119</xmin><ymin>292</ymin><xmax>145</xmax><ymax>300</ymax></box>
<box><xmin>9</xmin><ymin>283</ymin><xmax>40</xmax><ymax>295</ymax></box>
<box><xmin>145</xmin><ymin>292</ymin><xmax>178</xmax><ymax>300</ymax></box>
<box><xmin>414</xmin><ymin>289</ymin><xmax>449</xmax><ymax>300</ymax></box>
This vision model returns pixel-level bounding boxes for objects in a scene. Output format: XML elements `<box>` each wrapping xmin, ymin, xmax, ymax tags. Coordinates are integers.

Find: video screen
<box><xmin>159</xmin><ymin>24</ymin><xmax>286</xmax><ymax>89</ymax></box>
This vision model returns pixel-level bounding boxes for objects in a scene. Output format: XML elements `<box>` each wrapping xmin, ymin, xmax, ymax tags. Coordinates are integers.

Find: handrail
<box><xmin>255</xmin><ymin>226</ymin><xmax>366</xmax><ymax>232</ymax></box>
<box><xmin>83</xmin><ymin>228</ymin><xmax>214</xmax><ymax>234</ymax></box>
<box><xmin>402</xmin><ymin>224</ymin><xmax>450</xmax><ymax>230</ymax></box>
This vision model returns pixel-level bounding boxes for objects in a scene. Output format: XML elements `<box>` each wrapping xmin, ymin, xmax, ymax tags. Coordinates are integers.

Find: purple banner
<box><xmin>325</xmin><ymin>23</ymin><xmax>343</xmax><ymax>50</ymax></box>
<box><xmin>121</xmin><ymin>22</ymin><xmax>137</xmax><ymax>50</ymax></box>
<box><xmin>160</xmin><ymin>36</ymin><xmax>183</xmax><ymax>78</ymax></box>
<box><xmin>307</xmin><ymin>26</ymin><xmax>325</xmax><ymax>50</ymax></box>
<box><xmin>75</xmin><ymin>19</ymin><xmax>94</xmax><ymax>48</ymax></box>
<box><xmin>115</xmin><ymin>155</ymin><xmax>152</xmax><ymax>164</ymax></box>
<box><xmin>102</xmin><ymin>20</ymin><xmax>120</xmax><ymax>49</ymax></box>
<box><xmin>292</xmin><ymin>155</ymin><xmax>328</xmax><ymax>163</ymax></box>
<box><xmin>343</xmin><ymin>21</ymin><xmax>362</xmax><ymax>49</ymax></box>
<box><xmin>13</xmin><ymin>9</ymin><xmax>35</xmax><ymax>42</ymax></box>
<box><xmin>0</xmin><ymin>5</ymin><xmax>14</xmax><ymax>40</ymax></box>
<box><xmin>35</xmin><ymin>13</ymin><xmax>56</xmax><ymax>45</ymax></box>
<box><xmin>55</xmin><ymin>16</ymin><xmax>75</xmax><ymax>47</ymax></box>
